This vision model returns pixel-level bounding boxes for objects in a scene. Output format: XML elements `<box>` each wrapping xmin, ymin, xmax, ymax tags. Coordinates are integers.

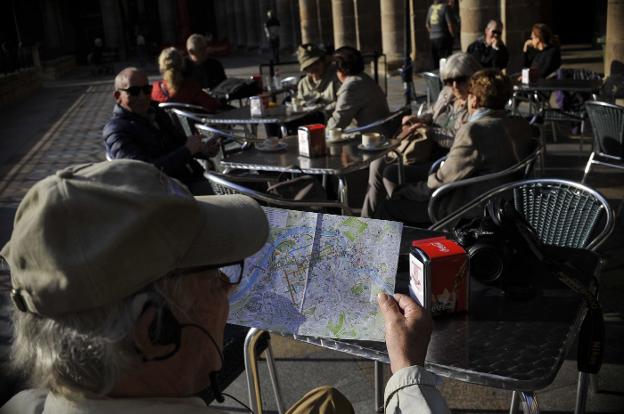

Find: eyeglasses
<box><xmin>117</xmin><ymin>85</ymin><xmax>153</xmax><ymax>97</ymax></box>
<box><xmin>444</xmin><ymin>76</ymin><xmax>468</xmax><ymax>86</ymax></box>
<box><xmin>491</xmin><ymin>30</ymin><xmax>502</xmax><ymax>36</ymax></box>
<box><xmin>167</xmin><ymin>260</ymin><xmax>245</xmax><ymax>285</ymax></box>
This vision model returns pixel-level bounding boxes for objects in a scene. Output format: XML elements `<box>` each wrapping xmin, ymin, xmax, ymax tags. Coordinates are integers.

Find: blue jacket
<box><xmin>103</xmin><ymin>103</ymin><xmax>204</xmax><ymax>184</ymax></box>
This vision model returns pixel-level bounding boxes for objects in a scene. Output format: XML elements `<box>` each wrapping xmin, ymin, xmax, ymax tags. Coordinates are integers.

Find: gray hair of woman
<box><xmin>440</xmin><ymin>52</ymin><xmax>482</xmax><ymax>82</ymax></box>
<box><xmin>158</xmin><ymin>47</ymin><xmax>185</xmax><ymax>94</ymax></box>
<box><xmin>9</xmin><ymin>274</ymin><xmax>192</xmax><ymax>399</ymax></box>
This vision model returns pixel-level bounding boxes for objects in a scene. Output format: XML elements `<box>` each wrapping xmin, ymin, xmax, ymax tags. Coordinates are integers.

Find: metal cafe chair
<box><xmin>422</xmin><ymin>71</ymin><xmax>443</xmax><ymax>108</ymax></box>
<box><xmin>158</xmin><ymin>102</ymin><xmax>212</xmax><ymax>137</ymax></box>
<box><xmin>583</xmin><ymin>101</ymin><xmax>624</xmax><ymax>184</ymax></box>
<box><xmin>430</xmin><ymin>179</ymin><xmax>614</xmax><ymax>414</ymax></box>
<box><xmin>428</xmin><ymin>142</ymin><xmax>543</xmax><ymax>223</ymax></box>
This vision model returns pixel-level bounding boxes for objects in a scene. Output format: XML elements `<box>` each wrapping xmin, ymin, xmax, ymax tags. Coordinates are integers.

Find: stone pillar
<box><xmin>157</xmin><ymin>0</ymin><xmax>177</xmax><ymax>46</ymax></box>
<box><xmin>605</xmin><ymin>0</ymin><xmax>624</xmax><ymax>77</ymax></box>
<box><xmin>225</xmin><ymin>0</ymin><xmax>237</xmax><ymax>45</ymax></box>
<box><xmin>459</xmin><ymin>0</ymin><xmax>499</xmax><ymax>51</ymax></box>
<box><xmin>291</xmin><ymin>0</ymin><xmax>302</xmax><ymax>48</ymax></box>
<box><xmin>276</xmin><ymin>0</ymin><xmax>295</xmax><ymax>51</ymax></box>
<box><xmin>355</xmin><ymin>0</ymin><xmax>381</xmax><ymax>54</ymax></box>
<box><xmin>380</xmin><ymin>0</ymin><xmax>403</xmax><ymax>69</ymax></box>
<box><xmin>245</xmin><ymin>0</ymin><xmax>261</xmax><ymax>49</ymax></box>
<box><xmin>100</xmin><ymin>0</ymin><xmax>127</xmax><ymax>56</ymax></box>
<box><xmin>41</xmin><ymin>0</ymin><xmax>63</xmax><ymax>50</ymax></box>
<box><xmin>331</xmin><ymin>0</ymin><xmax>356</xmax><ymax>48</ymax></box>
<box><xmin>318</xmin><ymin>0</ymin><xmax>334</xmax><ymax>49</ymax></box>
<box><xmin>299</xmin><ymin>0</ymin><xmax>320</xmax><ymax>44</ymax></box>
<box><xmin>214</xmin><ymin>0</ymin><xmax>228</xmax><ymax>41</ymax></box>
<box><xmin>411</xmin><ymin>0</ymin><xmax>431</xmax><ymax>71</ymax></box>
<box><xmin>234</xmin><ymin>0</ymin><xmax>247</xmax><ymax>48</ymax></box>
<box><xmin>501</xmin><ymin>0</ymin><xmax>539</xmax><ymax>73</ymax></box>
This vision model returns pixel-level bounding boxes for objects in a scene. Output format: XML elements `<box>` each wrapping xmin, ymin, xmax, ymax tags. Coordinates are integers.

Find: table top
<box><xmin>280</xmin><ymin>227</ymin><xmax>594</xmax><ymax>392</ymax></box>
<box><xmin>513</xmin><ymin>79</ymin><xmax>603</xmax><ymax>94</ymax></box>
<box><xmin>203</xmin><ymin>105</ymin><xmax>316</xmax><ymax>125</ymax></box>
<box><xmin>220</xmin><ymin>135</ymin><xmax>398</xmax><ymax>176</ymax></box>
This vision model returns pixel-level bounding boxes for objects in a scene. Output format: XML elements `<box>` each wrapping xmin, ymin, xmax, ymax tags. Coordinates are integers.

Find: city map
<box><xmin>227</xmin><ymin>207</ymin><xmax>403</xmax><ymax>341</ymax></box>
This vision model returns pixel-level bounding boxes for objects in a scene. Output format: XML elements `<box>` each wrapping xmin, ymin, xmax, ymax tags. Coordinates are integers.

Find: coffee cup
<box><xmin>264</xmin><ymin>136</ymin><xmax>280</xmax><ymax>148</ymax></box>
<box><xmin>362</xmin><ymin>132</ymin><xmax>383</xmax><ymax>148</ymax></box>
<box><xmin>326</xmin><ymin>128</ymin><xmax>343</xmax><ymax>142</ymax></box>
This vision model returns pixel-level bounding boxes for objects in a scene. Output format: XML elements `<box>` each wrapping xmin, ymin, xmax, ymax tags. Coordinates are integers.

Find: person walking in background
<box><xmin>151</xmin><ymin>47</ymin><xmax>221</xmax><ymax>112</ymax></box>
<box><xmin>467</xmin><ymin>20</ymin><xmax>509</xmax><ymax>70</ymax></box>
<box><xmin>522</xmin><ymin>23</ymin><xmax>561</xmax><ymax>79</ymax></box>
<box><xmin>265</xmin><ymin>10</ymin><xmax>281</xmax><ymax>64</ymax></box>
<box><xmin>426</xmin><ymin>0</ymin><xmax>456</xmax><ymax>69</ymax></box>
<box><xmin>185</xmin><ymin>33</ymin><xmax>227</xmax><ymax>90</ymax></box>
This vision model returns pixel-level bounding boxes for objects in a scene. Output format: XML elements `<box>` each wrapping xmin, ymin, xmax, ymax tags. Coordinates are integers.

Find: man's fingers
<box><xmin>394</xmin><ymin>294</ymin><xmax>426</xmax><ymax>318</ymax></box>
<box><xmin>377</xmin><ymin>292</ymin><xmax>400</xmax><ymax>319</ymax></box>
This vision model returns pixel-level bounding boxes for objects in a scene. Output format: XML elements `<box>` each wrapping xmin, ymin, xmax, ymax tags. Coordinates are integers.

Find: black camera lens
<box><xmin>468</xmin><ymin>245</ymin><xmax>504</xmax><ymax>284</ymax></box>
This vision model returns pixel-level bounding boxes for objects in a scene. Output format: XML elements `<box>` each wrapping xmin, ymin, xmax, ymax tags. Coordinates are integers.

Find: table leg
<box><xmin>244</xmin><ymin>328</ymin><xmax>265</xmax><ymax>414</ymax></box>
<box><xmin>509</xmin><ymin>390</ymin><xmax>519</xmax><ymax>414</ymax></box>
<box><xmin>337</xmin><ymin>176</ymin><xmax>350</xmax><ymax>216</ymax></box>
<box><xmin>374</xmin><ymin>361</ymin><xmax>384</xmax><ymax>413</ymax></box>
<box><xmin>574</xmin><ymin>371</ymin><xmax>589</xmax><ymax>414</ymax></box>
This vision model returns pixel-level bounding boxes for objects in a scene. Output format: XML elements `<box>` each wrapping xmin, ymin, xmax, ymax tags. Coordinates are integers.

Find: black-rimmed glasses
<box><xmin>117</xmin><ymin>85</ymin><xmax>153</xmax><ymax>97</ymax></box>
<box><xmin>167</xmin><ymin>260</ymin><xmax>245</xmax><ymax>285</ymax></box>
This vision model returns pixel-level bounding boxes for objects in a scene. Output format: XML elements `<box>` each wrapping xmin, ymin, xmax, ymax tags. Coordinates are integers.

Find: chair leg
<box><xmin>264</xmin><ymin>340</ymin><xmax>286</xmax><ymax>414</ymax></box>
<box><xmin>509</xmin><ymin>390</ymin><xmax>520</xmax><ymax>414</ymax></box>
<box><xmin>579</xmin><ymin>120</ymin><xmax>585</xmax><ymax>152</ymax></box>
<box><xmin>245</xmin><ymin>328</ymin><xmax>284</xmax><ymax>414</ymax></box>
<box><xmin>581</xmin><ymin>153</ymin><xmax>595</xmax><ymax>184</ymax></box>
<box><xmin>551</xmin><ymin>121</ymin><xmax>558</xmax><ymax>143</ymax></box>
<box><xmin>374</xmin><ymin>361</ymin><xmax>384</xmax><ymax>413</ymax></box>
<box><xmin>575</xmin><ymin>372</ymin><xmax>590</xmax><ymax>414</ymax></box>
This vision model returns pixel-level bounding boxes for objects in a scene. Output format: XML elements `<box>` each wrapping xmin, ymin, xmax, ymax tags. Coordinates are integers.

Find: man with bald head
<box><xmin>467</xmin><ymin>20</ymin><xmax>509</xmax><ymax>70</ymax></box>
<box><xmin>103</xmin><ymin>67</ymin><xmax>218</xmax><ymax>195</ymax></box>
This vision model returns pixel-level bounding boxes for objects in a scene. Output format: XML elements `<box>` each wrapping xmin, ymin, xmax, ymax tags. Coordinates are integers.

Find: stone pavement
<box><xmin>0</xmin><ymin>49</ymin><xmax>623</xmax><ymax>413</ymax></box>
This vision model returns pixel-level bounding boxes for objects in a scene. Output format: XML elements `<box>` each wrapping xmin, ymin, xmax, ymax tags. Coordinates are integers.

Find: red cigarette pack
<box><xmin>409</xmin><ymin>238</ymin><xmax>469</xmax><ymax>315</ymax></box>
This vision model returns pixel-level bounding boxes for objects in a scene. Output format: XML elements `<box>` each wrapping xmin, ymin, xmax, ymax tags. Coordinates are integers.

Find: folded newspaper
<box><xmin>226</xmin><ymin>207</ymin><xmax>403</xmax><ymax>341</ymax></box>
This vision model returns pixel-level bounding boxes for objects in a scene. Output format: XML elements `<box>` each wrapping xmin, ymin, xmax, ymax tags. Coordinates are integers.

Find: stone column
<box><xmin>299</xmin><ymin>0</ymin><xmax>320</xmax><ymax>44</ymax></box>
<box><xmin>459</xmin><ymin>0</ymin><xmax>499</xmax><ymax>51</ymax></box>
<box><xmin>605</xmin><ymin>0</ymin><xmax>624</xmax><ymax>77</ymax></box>
<box><xmin>276</xmin><ymin>0</ymin><xmax>295</xmax><ymax>51</ymax></box>
<box><xmin>501</xmin><ymin>0</ymin><xmax>539</xmax><ymax>73</ymax></box>
<box><xmin>354</xmin><ymin>0</ymin><xmax>381</xmax><ymax>54</ymax></box>
<box><xmin>245</xmin><ymin>0</ymin><xmax>261</xmax><ymax>49</ymax></box>
<box><xmin>225</xmin><ymin>0</ymin><xmax>237</xmax><ymax>46</ymax></box>
<box><xmin>380</xmin><ymin>0</ymin><xmax>403</xmax><ymax>69</ymax></box>
<box><xmin>41</xmin><ymin>0</ymin><xmax>63</xmax><ymax>51</ymax></box>
<box><xmin>234</xmin><ymin>0</ymin><xmax>247</xmax><ymax>48</ymax></box>
<box><xmin>318</xmin><ymin>0</ymin><xmax>334</xmax><ymax>49</ymax></box>
<box><xmin>157</xmin><ymin>0</ymin><xmax>177</xmax><ymax>46</ymax></box>
<box><xmin>411</xmin><ymin>0</ymin><xmax>431</xmax><ymax>71</ymax></box>
<box><xmin>331</xmin><ymin>0</ymin><xmax>356</xmax><ymax>49</ymax></box>
<box><xmin>100</xmin><ymin>0</ymin><xmax>127</xmax><ymax>56</ymax></box>
<box><xmin>214</xmin><ymin>0</ymin><xmax>228</xmax><ymax>41</ymax></box>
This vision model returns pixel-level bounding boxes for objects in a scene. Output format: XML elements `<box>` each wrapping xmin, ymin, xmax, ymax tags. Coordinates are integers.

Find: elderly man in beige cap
<box><xmin>0</xmin><ymin>159</ymin><xmax>450</xmax><ymax>414</ymax></box>
<box><xmin>295</xmin><ymin>43</ymin><xmax>341</xmax><ymax>114</ymax></box>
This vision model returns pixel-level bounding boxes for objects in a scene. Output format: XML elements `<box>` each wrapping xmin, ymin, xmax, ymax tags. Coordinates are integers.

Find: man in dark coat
<box><xmin>467</xmin><ymin>20</ymin><xmax>509</xmax><ymax>70</ymax></box>
<box><xmin>103</xmin><ymin>67</ymin><xmax>218</xmax><ymax>195</ymax></box>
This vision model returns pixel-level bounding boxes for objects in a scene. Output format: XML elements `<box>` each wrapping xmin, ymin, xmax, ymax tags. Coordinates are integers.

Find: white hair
<box><xmin>440</xmin><ymin>52</ymin><xmax>482</xmax><ymax>82</ymax></box>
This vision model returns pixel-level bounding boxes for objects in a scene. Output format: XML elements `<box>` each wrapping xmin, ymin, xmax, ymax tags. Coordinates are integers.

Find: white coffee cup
<box><xmin>362</xmin><ymin>132</ymin><xmax>382</xmax><ymax>148</ymax></box>
<box><xmin>264</xmin><ymin>137</ymin><xmax>280</xmax><ymax>148</ymax></box>
<box><xmin>326</xmin><ymin>128</ymin><xmax>343</xmax><ymax>142</ymax></box>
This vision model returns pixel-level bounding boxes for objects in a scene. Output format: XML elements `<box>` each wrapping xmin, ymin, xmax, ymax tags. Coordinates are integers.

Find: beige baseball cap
<box><xmin>1</xmin><ymin>159</ymin><xmax>269</xmax><ymax>316</ymax></box>
<box><xmin>296</xmin><ymin>44</ymin><xmax>325</xmax><ymax>71</ymax></box>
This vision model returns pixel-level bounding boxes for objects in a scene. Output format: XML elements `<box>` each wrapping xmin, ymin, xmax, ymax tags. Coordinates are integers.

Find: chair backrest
<box><xmin>158</xmin><ymin>103</ymin><xmax>212</xmax><ymax>137</ymax></box>
<box><xmin>204</xmin><ymin>171</ymin><xmax>354</xmax><ymax>215</ymax></box>
<box><xmin>422</xmin><ymin>72</ymin><xmax>443</xmax><ymax>107</ymax></box>
<box><xmin>343</xmin><ymin>107</ymin><xmax>408</xmax><ymax>140</ymax></box>
<box><xmin>431</xmin><ymin>179</ymin><xmax>614</xmax><ymax>251</ymax></box>
<box><xmin>585</xmin><ymin>101</ymin><xmax>624</xmax><ymax>159</ymax></box>
<box><xmin>428</xmin><ymin>140</ymin><xmax>542</xmax><ymax>222</ymax></box>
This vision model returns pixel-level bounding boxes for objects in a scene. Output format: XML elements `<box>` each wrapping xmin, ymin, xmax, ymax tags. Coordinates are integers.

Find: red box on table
<box><xmin>298</xmin><ymin>124</ymin><xmax>326</xmax><ymax>157</ymax></box>
<box><xmin>409</xmin><ymin>237</ymin><xmax>469</xmax><ymax>315</ymax></box>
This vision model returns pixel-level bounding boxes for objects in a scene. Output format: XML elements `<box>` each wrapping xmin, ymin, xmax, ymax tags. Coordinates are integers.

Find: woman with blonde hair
<box><xmin>151</xmin><ymin>47</ymin><xmax>221</xmax><ymax>112</ymax></box>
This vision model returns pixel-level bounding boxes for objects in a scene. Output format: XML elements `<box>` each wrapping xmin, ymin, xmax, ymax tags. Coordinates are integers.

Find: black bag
<box><xmin>454</xmin><ymin>199</ymin><xmax>605</xmax><ymax>374</ymax></box>
<box><xmin>266</xmin><ymin>174</ymin><xmax>327</xmax><ymax>202</ymax></box>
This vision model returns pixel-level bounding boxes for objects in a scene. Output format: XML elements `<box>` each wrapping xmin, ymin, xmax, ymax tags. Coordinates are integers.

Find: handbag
<box><xmin>386</xmin><ymin>126</ymin><xmax>432</xmax><ymax>165</ymax></box>
<box><xmin>266</xmin><ymin>172</ymin><xmax>327</xmax><ymax>202</ymax></box>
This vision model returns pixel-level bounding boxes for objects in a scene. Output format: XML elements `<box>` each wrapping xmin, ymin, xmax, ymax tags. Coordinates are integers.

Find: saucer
<box><xmin>357</xmin><ymin>141</ymin><xmax>392</xmax><ymax>151</ymax></box>
<box><xmin>256</xmin><ymin>142</ymin><xmax>287</xmax><ymax>152</ymax></box>
<box><xmin>327</xmin><ymin>133</ymin><xmax>359</xmax><ymax>144</ymax></box>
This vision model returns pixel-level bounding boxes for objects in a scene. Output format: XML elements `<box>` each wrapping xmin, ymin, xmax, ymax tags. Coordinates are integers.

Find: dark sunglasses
<box><xmin>444</xmin><ymin>76</ymin><xmax>468</xmax><ymax>86</ymax></box>
<box><xmin>167</xmin><ymin>260</ymin><xmax>245</xmax><ymax>285</ymax></box>
<box><xmin>118</xmin><ymin>84</ymin><xmax>153</xmax><ymax>96</ymax></box>
<box><xmin>491</xmin><ymin>30</ymin><xmax>502</xmax><ymax>36</ymax></box>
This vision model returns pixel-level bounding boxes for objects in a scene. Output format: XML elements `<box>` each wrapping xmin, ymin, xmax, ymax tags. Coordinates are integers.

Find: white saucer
<box><xmin>357</xmin><ymin>142</ymin><xmax>392</xmax><ymax>151</ymax></box>
<box><xmin>255</xmin><ymin>142</ymin><xmax>287</xmax><ymax>152</ymax></box>
<box><xmin>327</xmin><ymin>133</ymin><xmax>359</xmax><ymax>144</ymax></box>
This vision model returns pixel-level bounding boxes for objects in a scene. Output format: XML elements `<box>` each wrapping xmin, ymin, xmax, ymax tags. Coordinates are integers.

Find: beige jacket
<box><xmin>296</xmin><ymin>67</ymin><xmax>341</xmax><ymax>113</ymax></box>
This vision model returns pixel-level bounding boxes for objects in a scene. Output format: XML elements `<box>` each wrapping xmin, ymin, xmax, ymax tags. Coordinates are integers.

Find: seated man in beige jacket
<box><xmin>376</xmin><ymin>69</ymin><xmax>533</xmax><ymax>225</ymax></box>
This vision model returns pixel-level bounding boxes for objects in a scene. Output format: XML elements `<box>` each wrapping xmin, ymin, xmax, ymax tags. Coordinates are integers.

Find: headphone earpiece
<box><xmin>148</xmin><ymin>305</ymin><xmax>182</xmax><ymax>346</ymax></box>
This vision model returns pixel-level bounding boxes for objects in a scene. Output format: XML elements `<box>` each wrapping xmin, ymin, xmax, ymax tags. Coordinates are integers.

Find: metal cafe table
<box><xmin>218</xmin><ymin>135</ymin><xmax>399</xmax><ymax>210</ymax></box>
<box><xmin>245</xmin><ymin>227</ymin><xmax>594</xmax><ymax>414</ymax></box>
<box><xmin>512</xmin><ymin>78</ymin><xmax>604</xmax><ymax>114</ymax></box>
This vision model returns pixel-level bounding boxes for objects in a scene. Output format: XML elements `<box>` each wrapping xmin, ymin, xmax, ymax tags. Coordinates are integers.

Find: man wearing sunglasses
<box><xmin>2</xmin><ymin>159</ymin><xmax>450</xmax><ymax>414</ymax></box>
<box><xmin>104</xmin><ymin>67</ymin><xmax>218</xmax><ymax>195</ymax></box>
<box><xmin>467</xmin><ymin>20</ymin><xmax>509</xmax><ymax>70</ymax></box>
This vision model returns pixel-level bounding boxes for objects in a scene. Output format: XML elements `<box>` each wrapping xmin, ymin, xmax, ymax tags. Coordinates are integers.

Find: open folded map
<box><xmin>226</xmin><ymin>207</ymin><xmax>403</xmax><ymax>341</ymax></box>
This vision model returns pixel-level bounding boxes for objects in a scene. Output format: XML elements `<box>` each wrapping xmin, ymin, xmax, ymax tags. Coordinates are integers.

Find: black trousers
<box><xmin>431</xmin><ymin>37</ymin><xmax>454</xmax><ymax>69</ymax></box>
